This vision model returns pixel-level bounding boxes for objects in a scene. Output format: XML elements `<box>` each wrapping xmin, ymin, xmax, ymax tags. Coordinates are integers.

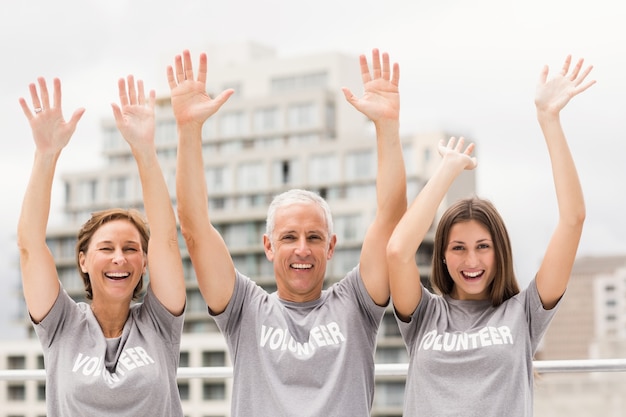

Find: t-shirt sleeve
<box><xmin>139</xmin><ymin>285</ymin><xmax>185</xmax><ymax>345</ymax></box>
<box><xmin>211</xmin><ymin>270</ymin><xmax>265</xmax><ymax>337</ymax></box>
<box><xmin>524</xmin><ymin>278</ymin><xmax>563</xmax><ymax>353</ymax></box>
<box><xmin>395</xmin><ymin>284</ymin><xmax>436</xmax><ymax>351</ymax></box>
<box><xmin>343</xmin><ymin>265</ymin><xmax>387</xmax><ymax>328</ymax></box>
<box><xmin>33</xmin><ymin>288</ymin><xmax>80</xmax><ymax>349</ymax></box>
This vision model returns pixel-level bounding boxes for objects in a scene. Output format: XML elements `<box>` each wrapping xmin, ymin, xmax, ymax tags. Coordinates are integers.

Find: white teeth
<box><xmin>105</xmin><ymin>272</ymin><xmax>130</xmax><ymax>279</ymax></box>
<box><xmin>463</xmin><ymin>271</ymin><xmax>482</xmax><ymax>278</ymax></box>
<box><xmin>291</xmin><ymin>263</ymin><xmax>312</xmax><ymax>269</ymax></box>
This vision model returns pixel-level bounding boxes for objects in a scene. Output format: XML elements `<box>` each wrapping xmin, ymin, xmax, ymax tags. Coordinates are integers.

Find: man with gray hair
<box><xmin>169</xmin><ymin>48</ymin><xmax>406</xmax><ymax>417</ymax></box>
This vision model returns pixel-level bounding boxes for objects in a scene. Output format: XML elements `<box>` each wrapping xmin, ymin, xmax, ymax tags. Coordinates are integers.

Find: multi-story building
<box><xmin>0</xmin><ymin>42</ymin><xmax>475</xmax><ymax>417</ymax></box>
<box><xmin>534</xmin><ymin>254</ymin><xmax>626</xmax><ymax>417</ymax></box>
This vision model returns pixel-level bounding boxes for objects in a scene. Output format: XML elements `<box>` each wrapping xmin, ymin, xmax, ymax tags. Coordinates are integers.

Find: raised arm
<box><xmin>388</xmin><ymin>138</ymin><xmax>476</xmax><ymax>321</ymax></box>
<box><xmin>342</xmin><ymin>49</ymin><xmax>406</xmax><ymax>306</ymax></box>
<box><xmin>534</xmin><ymin>55</ymin><xmax>594</xmax><ymax>309</ymax></box>
<box><xmin>167</xmin><ymin>50</ymin><xmax>235</xmax><ymax>314</ymax></box>
<box><xmin>111</xmin><ymin>75</ymin><xmax>185</xmax><ymax>315</ymax></box>
<box><xmin>17</xmin><ymin>78</ymin><xmax>85</xmax><ymax>322</ymax></box>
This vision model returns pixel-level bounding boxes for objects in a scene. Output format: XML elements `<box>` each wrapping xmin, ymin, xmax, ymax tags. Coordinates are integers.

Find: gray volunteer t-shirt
<box><xmin>397</xmin><ymin>279</ymin><xmax>560</xmax><ymax>417</ymax></box>
<box><xmin>213</xmin><ymin>266</ymin><xmax>386</xmax><ymax>417</ymax></box>
<box><xmin>34</xmin><ymin>286</ymin><xmax>184</xmax><ymax>417</ymax></box>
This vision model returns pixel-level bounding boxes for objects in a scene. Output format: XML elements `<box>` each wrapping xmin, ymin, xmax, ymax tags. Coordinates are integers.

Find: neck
<box><xmin>91</xmin><ymin>300</ymin><xmax>130</xmax><ymax>338</ymax></box>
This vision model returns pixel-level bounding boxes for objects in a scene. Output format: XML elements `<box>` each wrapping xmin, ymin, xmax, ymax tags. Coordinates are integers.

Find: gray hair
<box><xmin>265</xmin><ymin>189</ymin><xmax>334</xmax><ymax>242</ymax></box>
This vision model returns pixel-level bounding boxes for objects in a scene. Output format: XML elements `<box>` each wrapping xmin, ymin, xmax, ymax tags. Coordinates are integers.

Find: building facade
<box><xmin>1</xmin><ymin>43</ymin><xmax>475</xmax><ymax>417</ymax></box>
<box><xmin>534</xmin><ymin>254</ymin><xmax>626</xmax><ymax>416</ymax></box>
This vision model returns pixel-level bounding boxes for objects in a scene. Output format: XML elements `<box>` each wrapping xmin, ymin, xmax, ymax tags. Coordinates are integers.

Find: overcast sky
<box><xmin>1</xmin><ymin>0</ymin><xmax>625</xmax><ymax>340</ymax></box>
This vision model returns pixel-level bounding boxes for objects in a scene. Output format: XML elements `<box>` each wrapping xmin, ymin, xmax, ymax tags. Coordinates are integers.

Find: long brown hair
<box><xmin>76</xmin><ymin>208</ymin><xmax>149</xmax><ymax>300</ymax></box>
<box><xmin>431</xmin><ymin>197</ymin><xmax>519</xmax><ymax>306</ymax></box>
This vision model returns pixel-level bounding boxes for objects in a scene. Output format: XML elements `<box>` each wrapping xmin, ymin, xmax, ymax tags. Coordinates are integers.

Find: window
<box><xmin>374</xmin><ymin>381</ymin><xmax>405</xmax><ymax>407</ymax></box>
<box><xmin>7</xmin><ymin>356</ymin><xmax>26</xmax><ymax>369</ymax></box>
<box><xmin>76</xmin><ymin>179</ymin><xmax>99</xmax><ymax>205</ymax></box>
<box><xmin>287</xmin><ymin>102</ymin><xmax>317</xmax><ymax>128</ymax></box>
<box><xmin>108</xmin><ymin>176</ymin><xmax>129</xmax><ymax>202</ymax></box>
<box><xmin>237</xmin><ymin>161</ymin><xmax>266</xmax><ymax>190</ymax></box>
<box><xmin>381</xmin><ymin>313</ymin><xmax>402</xmax><ymax>337</ymax></box>
<box><xmin>187</xmin><ymin>290</ymin><xmax>207</xmax><ymax>314</ymax></box>
<box><xmin>271</xmin><ymin>72</ymin><xmax>328</xmax><ymax>92</ymax></box>
<box><xmin>219</xmin><ymin>111</ymin><xmax>247</xmax><ymax>137</ymax></box>
<box><xmin>203</xmin><ymin>382</ymin><xmax>226</xmax><ymax>400</ymax></box>
<box><xmin>155</xmin><ymin>119</ymin><xmax>176</xmax><ymax>145</ymax></box>
<box><xmin>205</xmin><ymin>166</ymin><xmax>230</xmax><ymax>192</ymax></box>
<box><xmin>272</xmin><ymin>159</ymin><xmax>299</xmax><ymax>185</ymax></box>
<box><xmin>7</xmin><ymin>384</ymin><xmax>26</xmax><ymax>401</ymax></box>
<box><xmin>345</xmin><ymin>150</ymin><xmax>374</xmax><ymax>180</ymax></box>
<box><xmin>202</xmin><ymin>351</ymin><xmax>226</xmax><ymax>367</ymax></box>
<box><xmin>178</xmin><ymin>381</ymin><xmax>190</xmax><ymax>401</ymax></box>
<box><xmin>376</xmin><ymin>346</ymin><xmax>409</xmax><ymax>364</ymax></box>
<box><xmin>37</xmin><ymin>383</ymin><xmax>46</xmax><ymax>401</ymax></box>
<box><xmin>308</xmin><ymin>154</ymin><xmax>339</xmax><ymax>184</ymax></box>
<box><xmin>179</xmin><ymin>351</ymin><xmax>189</xmax><ymax>368</ymax></box>
<box><xmin>334</xmin><ymin>215</ymin><xmax>361</xmax><ymax>242</ymax></box>
<box><xmin>254</xmin><ymin>107</ymin><xmax>280</xmax><ymax>132</ymax></box>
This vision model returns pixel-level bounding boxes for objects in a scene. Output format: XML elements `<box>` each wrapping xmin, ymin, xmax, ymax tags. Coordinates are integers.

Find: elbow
<box><xmin>386</xmin><ymin>237</ymin><xmax>410</xmax><ymax>265</ymax></box>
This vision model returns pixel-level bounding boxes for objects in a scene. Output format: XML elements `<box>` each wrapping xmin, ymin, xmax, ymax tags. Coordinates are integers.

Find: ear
<box><xmin>263</xmin><ymin>234</ymin><xmax>274</xmax><ymax>261</ymax></box>
<box><xmin>78</xmin><ymin>251</ymin><xmax>88</xmax><ymax>273</ymax></box>
<box><xmin>326</xmin><ymin>234</ymin><xmax>337</xmax><ymax>260</ymax></box>
<box><xmin>142</xmin><ymin>255</ymin><xmax>148</xmax><ymax>275</ymax></box>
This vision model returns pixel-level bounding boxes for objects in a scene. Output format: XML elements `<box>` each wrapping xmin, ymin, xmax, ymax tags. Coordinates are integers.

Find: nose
<box><xmin>465</xmin><ymin>249</ymin><xmax>479</xmax><ymax>266</ymax></box>
<box><xmin>112</xmin><ymin>249</ymin><xmax>126</xmax><ymax>265</ymax></box>
<box><xmin>294</xmin><ymin>236</ymin><xmax>311</xmax><ymax>256</ymax></box>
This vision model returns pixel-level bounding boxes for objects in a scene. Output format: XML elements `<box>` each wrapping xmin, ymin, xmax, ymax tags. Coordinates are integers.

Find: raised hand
<box><xmin>535</xmin><ymin>55</ymin><xmax>595</xmax><ymax>116</ymax></box>
<box><xmin>18</xmin><ymin>77</ymin><xmax>85</xmax><ymax>154</ymax></box>
<box><xmin>437</xmin><ymin>137</ymin><xmax>477</xmax><ymax>171</ymax></box>
<box><xmin>342</xmin><ymin>48</ymin><xmax>400</xmax><ymax>122</ymax></box>
<box><xmin>111</xmin><ymin>75</ymin><xmax>156</xmax><ymax>151</ymax></box>
<box><xmin>166</xmin><ymin>50</ymin><xmax>234</xmax><ymax>127</ymax></box>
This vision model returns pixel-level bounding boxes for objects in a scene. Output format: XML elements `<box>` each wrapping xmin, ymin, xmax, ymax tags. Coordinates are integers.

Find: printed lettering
<box><xmin>418</xmin><ymin>326</ymin><xmax>515</xmax><ymax>352</ymax></box>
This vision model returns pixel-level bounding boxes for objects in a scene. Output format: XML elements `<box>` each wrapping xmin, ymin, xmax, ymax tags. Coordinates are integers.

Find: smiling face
<box><xmin>444</xmin><ymin>220</ymin><xmax>495</xmax><ymax>301</ymax></box>
<box><xmin>78</xmin><ymin>219</ymin><xmax>147</xmax><ymax>304</ymax></box>
<box><xmin>263</xmin><ymin>202</ymin><xmax>336</xmax><ymax>302</ymax></box>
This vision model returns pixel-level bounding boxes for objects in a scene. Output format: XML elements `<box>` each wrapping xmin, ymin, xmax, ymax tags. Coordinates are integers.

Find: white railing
<box><xmin>2</xmin><ymin>358</ymin><xmax>626</xmax><ymax>381</ymax></box>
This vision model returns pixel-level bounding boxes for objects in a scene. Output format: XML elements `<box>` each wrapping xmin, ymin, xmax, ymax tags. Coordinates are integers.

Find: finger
<box><xmin>212</xmin><ymin>88</ymin><xmax>235</xmax><ymax>109</ymax></box>
<box><xmin>38</xmin><ymin>77</ymin><xmax>51</xmax><ymax>110</ymax></box>
<box><xmin>18</xmin><ymin>97</ymin><xmax>34</xmax><ymax>120</ymax></box>
<box><xmin>117</xmin><ymin>78</ymin><xmax>129</xmax><ymax>107</ymax></box>
<box><xmin>174</xmin><ymin>54</ymin><xmax>184</xmax><ymax>83</ymax></box>
<box><xmin>111</xmin><ymin>103</ymin><xmax>122</xmax><ymax>123</ymax></box>
<box><xmin>137</xmin><ymin>79</ymin><xmax>145</xmax><ymax>106</ymax></box>
<box><xmin>437</xmin><ymin>139</ymin><xmax>447</xmax><ymax>156</ymax></box>
<box><xmin>569</xmin><ymin>58</ymin><xmax>583</xmax><ymax>80</ymax></box>
<box><xmin>455</xmin><ymin>137</ymin><xmax>466</xmax><ymax>152</ymax></box>
<box><xmin>559</xmin><ymin>55</ymin><xmax>572</xmax><ymax>76</ymax></box>
<box><xmin>67</xmin><ymin>107</ymin><xmax>86</xmax><ymax>131</ymax></box>
<box><xmin>381</xmin><ymin>52</ymin><xmax>391</xmax><ymax>81</ymax></box>
<box><xmin>53</xmin><ymin>78</ymin><xmax>62</xmax><ymax>110</ymax></box>
<box><xmin>574</xmin><ymin>79</ymin><xmax>596</xmax><ymax>95</ymax></box>
<box><xmin>341</xmin><ymin>87</ymin><xmax>357</xmax><ymax>106</ymax></box>
<box><xmin>574</xmin><ymin>64</ymin><xmax>594</xmax><ymax>86</ymax></box>
<box><xmin>166</xmin><ymin>65</ymin><xmax>177</xmax><ymax>89</ymax></box>
<box><xmin>127</xmin><ymin>75</ymin><xmax>137</xmax><ymax>106</ymax></box>
<box><xmin>371</xmin><ymin>48</ymin><xmax>381</xmax><ymax>79</ymax></box>
<box><xmin>464</xmin><ymin>142</ymin><xmax>475</xmax><ymax>155</ymax></box>
<box><xmin>447</xmin><ymin>137</ymin><xmax>457</xmax><ymax>149</ymax></box>
<box><xmin>391</xmin><ymin>62</ymin><xmax>400</xmax><ymax>86</ymax></box>
<box><xmin>359</xmin><ymin>54</ymin><xmax>371</xmax><ymax>84</ymax></box>
<box><xmin>183</xmin><ymin>50</ymin><xmax>194</xmax><ymax>81</ymax></box>
<box><xmin>537</xmin><ymin>65</ymin><xmax>549</xmax><ymax>85</ymax></box>
<box><xmin>28</xmin><ymin>82</ymin><xmax>41</xmax><ymax>111</ymax></box>
<box><xmin>197</xmin><ymin>53</ymin><xmax>208</xmax><ymax>84</ymax></box>
<box><xmin>148</xmin><ymin>89</ymin><xmax>156</xmax><ymax>109</ymax></box>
